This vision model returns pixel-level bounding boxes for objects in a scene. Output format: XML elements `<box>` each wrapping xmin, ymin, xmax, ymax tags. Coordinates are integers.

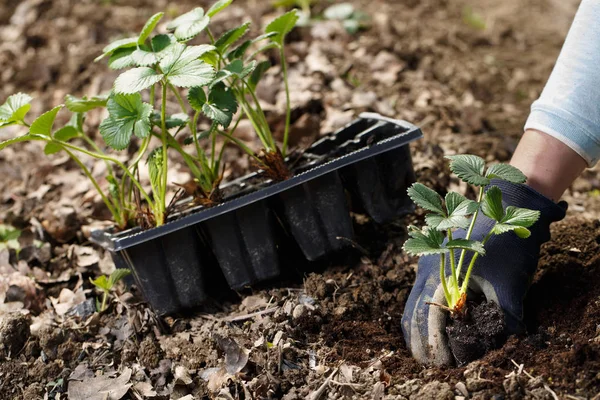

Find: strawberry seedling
<box><xmin>90</xmin><ymin>268</ymin><xmax>131</xmax><ymax>312</ymax></box>
<box><xmin>0</xmin><ymin>0</ymin><xmax>300</xmax><ymax>229</ymax></box>
<box><xmin>403</xmin><ymin>155</ymin><xmax>540</xmax><ymax>315</ymax></box>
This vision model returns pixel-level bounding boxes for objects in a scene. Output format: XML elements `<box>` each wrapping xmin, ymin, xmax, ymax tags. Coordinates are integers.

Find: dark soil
<box><xmin>446</xmin><ymin>300</ymin><xmax>507</xmax><ymax>366</ymax></box>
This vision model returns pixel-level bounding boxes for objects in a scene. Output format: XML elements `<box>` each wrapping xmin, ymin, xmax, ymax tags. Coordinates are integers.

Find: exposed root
<box><xmin>252</xmin><ymin>148</ymin><xmax>292</xmax><ymax>181</ymax></box>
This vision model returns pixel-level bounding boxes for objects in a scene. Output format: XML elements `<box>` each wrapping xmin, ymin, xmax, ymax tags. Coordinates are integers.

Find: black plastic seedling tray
<box><xmin>91</xmin><ymin>113</ymin><xmax>422</xmax><ymax>314</ymax></box>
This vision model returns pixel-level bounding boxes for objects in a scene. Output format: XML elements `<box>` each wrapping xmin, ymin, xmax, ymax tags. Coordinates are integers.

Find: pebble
<box><xmin>292</xmin><ymin>304</ymin><xmax>306</xmax><ymax>319</ymax></box>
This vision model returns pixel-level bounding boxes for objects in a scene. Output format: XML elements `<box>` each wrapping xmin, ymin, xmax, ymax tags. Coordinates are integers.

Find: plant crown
<box><xmin>0</xmin><ymin>0</ymin><xmax>298</xmax><ymax>229</ymax></box>
<box><xmin>403</xmin><ymin>154</ymin><xmax>541</xmax><ymax>313</ymax></box>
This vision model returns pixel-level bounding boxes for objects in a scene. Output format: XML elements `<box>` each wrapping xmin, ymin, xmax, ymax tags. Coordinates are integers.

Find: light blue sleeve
<box><xmin>524</xmin><ymin>0</ymin><xmax>600</xmax><ymax>166</ymax></box>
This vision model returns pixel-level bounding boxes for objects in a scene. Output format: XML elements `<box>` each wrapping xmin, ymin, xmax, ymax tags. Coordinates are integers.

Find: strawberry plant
<box><xmin>403</xmin><ymin>155</ymin><xmax>540</xmax><ymax>314</ymax></box>
<box><xmin>0</xmin><ymin>0</ymin><xmax>300</xmax><ymax>229</ymax></box>
<box><xmin>90</xmin><ymin>268</ymin><xmax>131</xmax><ymax>312</ymax></box>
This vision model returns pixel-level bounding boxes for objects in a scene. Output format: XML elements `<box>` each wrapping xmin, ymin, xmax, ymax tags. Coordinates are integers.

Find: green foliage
<box><xmin>99</xmin><ymin>94</ymin><xmax>152</xmax><ymax>150</ymax></box>
<box><xmin>90</xmin><ymin>268</ymin><xmax>131</xmax><ymax>312</ymax></box>
<box><xmin>407</xmin><ymin>183</ymin><xmax>444</xmax><ymax>215</ymax></box>
<box><xmin>30</xmin><ymin>106</ymin><xmax>63</xmax><ymax>137</ymax></box>
<box><xmin>207</xmin><ymin>0</ymin><xmax>233</xmax><ymax>17</ymax></box>
<box><xmin>166</xmin><ymin>7</ymin><xmax>210</xmax><ymax>41</ymax></box>
<box><xmin>215</xmin><ymin>23</ymin><xmax>250</xmax><ymax>55</ymax></box>
<box><xmin>0</xmin><ymin>224</ymin><xmax>21</xmax><ymax>251</ymax></box>
<box><xmin>201</xmin><ymin>84</ymin><xmax>238</xmax><ymax>128</ymax></box>
<box><xmin>403</xmin><ymin>155</ymin><xmax>541</xmax><ymax>313</ymax></box>
<box><xmin>0</xmin><ymin>0</ymin><xmax>300</xmax><ymax>231</ymax></box>
<box><xmin>0</xmin><ymin>93</ymin><xmax>32</xmax><ymax>127</ymax></box>
<box><xmin>266</xmin><ymin>10</ymin><xmax>299</xmax><ymax>46</ymax></box>
<box><xmin>65</xmin><ymin>95</ymin><xmax>108</xmax><ymax>112</ymax></box>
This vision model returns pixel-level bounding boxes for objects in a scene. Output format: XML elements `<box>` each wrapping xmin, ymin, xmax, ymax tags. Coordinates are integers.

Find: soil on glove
<box><xmin>2</xmin><ymin>0</ymin><xmax>600</xmax><ymax>399</ymax></box>
<box><xmin>446</xmin><ymin>300</ymin><xmax>507</xmax><ymax>366</ymax></box>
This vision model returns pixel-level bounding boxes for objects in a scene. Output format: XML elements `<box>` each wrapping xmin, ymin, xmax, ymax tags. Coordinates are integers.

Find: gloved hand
<box><xmin>401</xmin><ymin>179</ymin><xmax>567</xmax><ymax>365</ymax></box>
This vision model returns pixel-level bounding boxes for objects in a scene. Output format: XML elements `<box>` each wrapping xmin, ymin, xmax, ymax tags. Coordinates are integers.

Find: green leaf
<box><xmin>114</xmin><ymin>67</ymin><xmax>163</xmax><ymax>94</ymax></box>
<box><xmin>446</xmin><ymin>154</ymin><xmax>490</xmax><ymax>186</ymax></box>
<box><xmin>202</xmin><ymin>84</ymin><xmax>238</xmax><ymax>127</ymax></box>
<box><xmin>407</xmin><ymin>183</ymin><xmax>445</xmax><ymax>215</ymax></box>
<box><xmin>481</xmin><ymin>186</ymin><xmax>504</xmax><ymax>222</ymax></box>
<box><xmin>138</xmin><ymin>12</ymin><xmax>164</xmax><ymax>44</ymax></box>
<box><xmin>108</xmin><ymin>47</ymin><xmax>136</xmax><ymax>70</ymax></box>
<box><xmin>200</xmin><ymin>50</ymin><xmax>220</xmax><ymax>68</ymax></box>
<box><xmin>0</xmin><ymin>93</ymin><xmax>32</xmax><ymax>125</ymax></box>
<box><xmin>248</xmin><ymin>60</ymin><xmax>271</xmax><ymax>91</ymax></box>
<box><xmin>65</xmin><ymin>94</ymin><xmax>107</xmax><ymax>112</ymax></box>
<box><xmin>188</xmin><ymin>86</ymin><xmax>207</xmax><ymax>111</ymax></box>
<box><xmin>151</xmin><ymin>112</ymin><xmax>190</xmax><ymax>129</ymax></box>
<box><xmin>109</xmin><ymin>268</ymin><xmax>131</xmax><ymax>287</ymax></box>
<box><xmin>151</xmin><ymin>34</ymin><xmax>176</xmax><ymax>53</ymax></box>
<box><xmin>30</xmin><ymin>105</ymin><xmax>63</xmax><ymax>136</ymax></box>
<box><xmin>90</xmin><ymin>275</ymin><xmax>111</xmax><ymax>291</ymax></box>
<box><xmin>437</xmin><ymin>216</ymin><xmax>471</xmax><ymax>231</ymax></box>
<box><xmin>227</xmin><ymin>33</ymin><xmax>276</xmax><ymax>60</ymax></box>
<box><xmin>445</xmin><ymin>192</ymin><xmax>467</xmax><ymax>215</ymax></box>
<box><xmin>131</xmin><ymin>46</ymin><xmax>160</xmax><ymax>67</ymax></box>
<box><xmin>0</xmin><ymin>135</ymin><xmax>41</xmax><ymax>151</ymax></box>
<box><xmin>99</xmin><ymin>94</ymin><xmax>152</xmax><ymax>150</ymax></box>
<box><xmin>425</xmin><ymin>214</ymin><xmax>444</xmax><ymax>229</ymax></box>
<box><xmin>160</xmin><ymin>43</ymin><xmax>216</xmax><ymax>88</ymax></box>
<box><xmin>324</xmin><ymin>3</ymin><xmax>355</xmax><ymax>20</ymax></box>
<box><xmin>265</xmin><ymin>10</ymin><xmax>299</xmax><ymax>45</ymax></box>
<box><xmin>167</xmin><ymin>8</ymin><xmax>210</xmax><ymax>41</ymax></box>
<box><xmin>44</xmin><ymin>142</ymin><xmax>62</xmax><ymax>155</ymax></box>
<box><xmin>96</xmin><ymin>37</ymin><xmax>138</xmax><ymax>61</ymax></box>
<box><xmin>130</xmin><ymin>36</ymin><xmax>176</xmax><ymax>68</ymax></box>
<box><xmin>446</xmin><ymin>239</ymin><xmax>486</xmax><ymax>255</ymax></box>
<box><xmin>227</xmin><ymin>40</ymin><xmax>252</xmax><ymax>60</ymax></box>
<box><xmin>215</xmin><ymin>22</ymin><xmax>250</xmax><ymax>54</ymax></box>
<box><xmin>207</xmin><ymin>0</ymin><xmax>233</xmax><ymax>17</ymax></box>
<box><xmin>492</xmin><ymin>224</ymin><xmax>531</xmax><ymax>239</ymax></box>
<box><xmin>0</xmin><ymin>225</ymin><xmax>21</xmax><ymax>242</ymax></box>
<box><xmin>403</xmin><ymin>227</ymin><xmax>446</xmax><ymax>256</ymax></box>
<box><xmin>501</xmin><ymin>206</ymin><xmax>540</xmax><ymax>228</ymax></box>
<box><xmin>485</xmin><ymin>163</ymin><xmax>527</xmax><ymax>184</ymax></box>
<box><xmin>54</xmin><ymin>126</ymin><xmax>79</xmax><ymax>141</ymax></box>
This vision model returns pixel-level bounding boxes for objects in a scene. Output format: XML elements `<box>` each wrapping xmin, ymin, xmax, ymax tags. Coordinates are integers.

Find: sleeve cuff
<box><xmin>524</xmin><ymin>105</ymin><xmax>600</xmax><ymax>167</ymax></box>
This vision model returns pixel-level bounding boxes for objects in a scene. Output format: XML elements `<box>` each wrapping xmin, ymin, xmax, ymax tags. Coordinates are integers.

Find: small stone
<box><xmin>413</xmin><ymin>381</ymin><xmax>454</xmax><ymax>400</ymax></box>
<box><xmin>292</xmin><ymin>304</ymin><xmax>306</xmax><ymax>319</ymax></box>
<box><xmin>455</xmin><ymin>381</ymin><xmax>469</xmax><ymax>397</ymax></box>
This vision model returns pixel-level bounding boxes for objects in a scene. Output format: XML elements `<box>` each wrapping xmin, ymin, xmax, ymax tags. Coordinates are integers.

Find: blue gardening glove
<box><xmin>401</xmin><ymin>180</ymin><xmax>567</xmax><ymax>365</ymax></box>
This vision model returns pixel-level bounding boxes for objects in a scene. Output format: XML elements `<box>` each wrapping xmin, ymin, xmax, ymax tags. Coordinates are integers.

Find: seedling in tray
<box><xmin>403</xmin><ymin>155</ymin><xmax>540</xmax><ymax>315</ymax></box>
<box><xmin>0</xmin><ymin>0</ymin><xmax>299</xmax><ymax>229</ymax></box>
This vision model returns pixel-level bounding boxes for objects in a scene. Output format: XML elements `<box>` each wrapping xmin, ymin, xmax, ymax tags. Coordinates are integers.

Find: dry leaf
<box><xmin>68</xmin><ymin>368</ymin><xmax>132</xmax><ymax>400</ymax></box>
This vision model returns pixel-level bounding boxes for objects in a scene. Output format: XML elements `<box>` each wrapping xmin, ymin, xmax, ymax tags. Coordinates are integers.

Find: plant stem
<box><xmin>167</xmin><ymin>83</ymin><xmax>196</xmax><ymax>139</ymax></box>
<box><xmin>455</xmin><ymin>187</ymin><xmax>485</xmax><ymax>279</ymax></box>
<box><xmin>439</xmin><ymin>253</ymin><xmax>452</xmax><ymax>307</ymax></box>
<box><xmin>218</xmin><ymin>130</ymin><xmax>263</xmax><ymax>164</ymax></box>
<box><xmin>58</xmin><ymin>141</ymin><xmax>154</xmax><ymax>210</ymax></box>
<box><xmin>62</xmin><ymin>147</ymin><xmax>124</xmax><ymax>227</ymax></box>
<box><xmin>446</xmin><ymin>230</ymin><xmax>460</xmax><ymax>303</ymax></box>
<box><xmin>191</xmin><ymin>111</ymin><xmax>202</xmax><ymax>158</ymax></box>
<box><xmin>279</xmin><ymin>44</ymin><xmax>292</xmax><ymax>157</ymax></box>
<box><xmin>158</xmin><ymin>83</ymin><xmax>169</xmax><ymax>225</ymax></box>
<box><xmin>80</xmin><ymin>134</ymin><xmax>115</xmax><ymax>176</ymax></box>
<box><xmin>101</xmin><ymin>290</ymin><xmax>108</xmax><ymax>312</ymax></box>
<box><xmin>460</xmin><ymin>231</ymin><xmax>493</xmax><ymax>294</ymax></box>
